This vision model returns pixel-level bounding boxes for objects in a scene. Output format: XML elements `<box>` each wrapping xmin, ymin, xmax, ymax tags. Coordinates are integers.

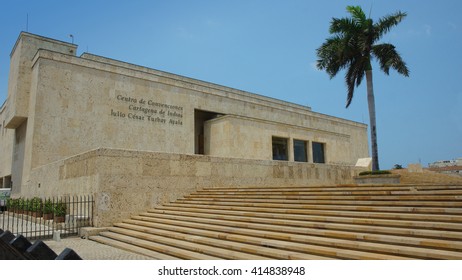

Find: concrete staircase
<box><xmin>90</xmin><ymin>183</ymin><xmax>462</xmax><ymax>259</ymax></box>
<box><xmin>392</xmin><ymin>169</ymin><xmax>462</xmax><ymax>185</ymax></box>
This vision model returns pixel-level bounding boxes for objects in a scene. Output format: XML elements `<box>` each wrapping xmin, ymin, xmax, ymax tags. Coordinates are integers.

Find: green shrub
<box><xmin>29</xmin><ymin>197</ymin><xmax>43</xmax><ymax>212</ymax></box>
<box><xmin>359</xmin><ymin>170</ymin><xmax>392</xmax><ymax>176</ymax></box>
<box><xmin>53</xmin><ymin>202</ymin><xmax>67</xmax><ymax>217</ymax></box>
<box><xmin>42</xmin><ymin>199</ymin><xmax>54</xmax><ymax>214</ymax></box>
<box><xmin>17</xmin><ymin>197</ymin><xmax>26</xmax><ymax>211</ymax></box>
<box><xmin>6</xmin><ymin>198</ymin><xmax>17</xmax><ymax>209</ymax></box>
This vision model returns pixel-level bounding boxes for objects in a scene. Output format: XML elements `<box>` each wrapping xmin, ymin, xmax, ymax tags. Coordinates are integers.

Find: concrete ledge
<box><xmin>79</xmin><ymin>227</ymin><xmax>109</xmax><ymax>238</ymax></box>
<box><xmin>354</xmin><ymin>174</ymin><xmax>401</xmax><ymax>185</ymax></box>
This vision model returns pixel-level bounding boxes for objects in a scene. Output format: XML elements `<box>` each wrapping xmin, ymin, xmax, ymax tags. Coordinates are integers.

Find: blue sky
<box><xmin>1</xmin><ymin>0</ymin><xmax>461</xmax><ymax>169</ymax></box>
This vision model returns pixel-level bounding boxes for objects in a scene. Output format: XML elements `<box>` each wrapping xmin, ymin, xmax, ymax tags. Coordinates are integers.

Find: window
<box><xmin>312</xmin><ymin>142</ymin><xmax>325</xmax><ymax>163</ymax></box>
<box><xmin>294</xmin><ymin>140</ymin><xmax>308</xmax><ymax>162</ymax></box>
<box><xmin>272</xmin><ymin>137</ymin><xmax>288</xmax><ymax>161</ymax></box>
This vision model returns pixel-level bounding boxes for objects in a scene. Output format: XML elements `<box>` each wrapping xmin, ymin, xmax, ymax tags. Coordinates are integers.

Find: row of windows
<box><xmin>272</xmin><ymin>137</ymin><xmax>325</xmax><ymax>163</ymax></box>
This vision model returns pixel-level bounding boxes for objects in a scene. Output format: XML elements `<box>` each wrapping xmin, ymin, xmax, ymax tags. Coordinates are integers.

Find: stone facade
<box><xmin>0</xmin><ymin>32</ymin><xmax>369</xmax><ymax>226</ymax></box>
<box><xmin>0</xmin><ymin>104</ymin><xmax>14</xmax><ymax>189</ymax></box>
<box><xmin>25</xmin><ymin>148</ymin><xmax>364</xmax><ymax>226</ymax></box>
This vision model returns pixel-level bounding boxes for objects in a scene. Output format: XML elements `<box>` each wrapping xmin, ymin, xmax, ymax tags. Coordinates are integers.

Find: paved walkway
<box><xmin>45</xmin><ymin>237</ymin><xmax>154</xmax><ymax>260</ymax></box>
<box><xmin>2</xmin><ymin>213</ymin><xmax>153</xmax><ymax>260</ymax></box>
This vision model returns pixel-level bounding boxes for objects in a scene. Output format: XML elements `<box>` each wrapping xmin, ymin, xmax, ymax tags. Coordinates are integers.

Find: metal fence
<box><xmin>0</xmin><ymin>195</ymin><xmax>94</xmax><ymax>240</ymax></box>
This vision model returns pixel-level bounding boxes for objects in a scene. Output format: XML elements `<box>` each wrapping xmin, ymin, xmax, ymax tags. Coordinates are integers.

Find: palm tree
<box><xmin>316</xmin><ymin>6</ymin><xmax>409</xmax><ymax>171</ymax></box>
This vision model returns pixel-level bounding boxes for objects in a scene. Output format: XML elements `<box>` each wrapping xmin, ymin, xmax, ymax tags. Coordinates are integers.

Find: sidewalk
<box><xmin>45</xmin><ymin>237</ymin><xmax>154</xmax><ymax>260</ymax></box>
<box><xmin>2</xmin><ymin>213</ymin><xmax>153</xmax><ymax>260</ymax></box>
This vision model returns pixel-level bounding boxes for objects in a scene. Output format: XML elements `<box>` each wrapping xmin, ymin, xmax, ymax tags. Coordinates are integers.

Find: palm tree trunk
<box><xmin>366</xmin><ymin>70</ymin><xmax>380</xmax><ymax>171</ymax></box>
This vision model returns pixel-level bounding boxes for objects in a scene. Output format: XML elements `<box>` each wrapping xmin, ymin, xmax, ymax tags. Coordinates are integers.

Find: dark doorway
<box><xmin>194</xmin><ymin>109</ymin><xmax>223</xmax><ymax>155</ymax></box>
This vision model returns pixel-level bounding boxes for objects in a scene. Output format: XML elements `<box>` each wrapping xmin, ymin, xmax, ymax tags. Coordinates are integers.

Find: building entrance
<box><xmin>194</xmin><ymin>109</ymin><xmax>223</xmax><ymax>155</ymax></box>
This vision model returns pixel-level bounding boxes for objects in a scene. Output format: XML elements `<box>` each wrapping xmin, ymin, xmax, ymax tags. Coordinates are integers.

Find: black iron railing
<box><xmin>0</xmin><ymin>195</ymin><xmax>94</xmax><ymax>240</ymax></box>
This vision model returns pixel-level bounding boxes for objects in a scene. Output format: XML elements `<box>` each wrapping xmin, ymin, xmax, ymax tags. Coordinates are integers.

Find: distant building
<box><xmin>428</xmin><ymin>158</ymin><xmax>462</xmax><ymax>176</ymax></box>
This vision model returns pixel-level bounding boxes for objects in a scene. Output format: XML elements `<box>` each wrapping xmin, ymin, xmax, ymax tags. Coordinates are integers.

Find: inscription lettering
<box><xmin>110</xmin><ymin>94</ymin><xmax>183</xmax><ymax>126</ymax></box>
<box><xmin>111</xmin><ymin>109</ymin><xmax>126</xmax><ymax>118</ymax></box>
<box><xmin>147</xmin><ymin>116</ymin><xmax>166</xmax><ymax>123</ymax></box>
<box><xmin>128</xmin><ymin>113</ymin><xmax>144</xmax><ymax>121</ymax></box>
<box><xmin>117</xmin><ymin>95</ymin><xmax>137</xmax><ymax>103</ymax></box>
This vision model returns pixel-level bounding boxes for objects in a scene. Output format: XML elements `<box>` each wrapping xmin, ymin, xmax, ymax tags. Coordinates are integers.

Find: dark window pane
<box><xmin>312</xmin><ymin>142</ymin><xmax>325</xmax><ymax>163</ymax></box>
<box><xmin>272</xmin><ymin>137</ymin><xmax>288</xmax><ymax>161</ymax></box>
<box><xmin>294</xmin><ymin>140</ymin><xmax>307</xmax><ymax>162</ymax></box>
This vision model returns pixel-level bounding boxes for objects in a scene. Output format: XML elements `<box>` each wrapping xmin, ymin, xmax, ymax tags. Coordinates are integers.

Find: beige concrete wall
<box><xmin>25</xmin><ymin>47</ymin><xmax>367</xmax><ymax>169</ymax></box>
<box><xmin>5</xmin><ymin>32</ymin><xmax>76</xmax><ymax>128</ymax></box>
<box><xmin>11</xmin><ymin>121</ymin><xmax>27</xmax><ymax>193</ymax></box>
<box><xmin>205</xmin><ymin>115</ymin><xmax>358</xmax><ymax>164</ymax></box>
<box><xmin>0</xmin><ymin>103</ymin><xmax>14</xmax><ymax>188</ymax></box>
<box><xmin>23</xmin><ymin>148</ymin><xmax>365</xmax><ymax>227</ymax></box>
<box><xmin>28</xmin><ymin>51</ymin><xmax>191</xmax><ymax>171</ymax></box>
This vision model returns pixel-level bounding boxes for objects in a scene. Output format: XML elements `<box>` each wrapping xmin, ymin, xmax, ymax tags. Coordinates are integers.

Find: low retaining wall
<box><xmin>24</xmin><ymin>148</ymin><xmax>364</xmax><ymax>226</ymax></box>
<box><xmin>354</xmin><ymin>174</ymin><xmax>401</xmax><ymax>185</ymax></box>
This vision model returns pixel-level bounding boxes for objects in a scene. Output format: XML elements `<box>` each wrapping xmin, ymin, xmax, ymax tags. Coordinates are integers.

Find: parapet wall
<box><xmin>23</xmin><ymin>148</ymin><xmax>364</xmax><ymax>226</ymax></box>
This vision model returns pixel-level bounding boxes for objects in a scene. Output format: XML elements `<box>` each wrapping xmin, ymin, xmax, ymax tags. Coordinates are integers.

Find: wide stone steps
<box><xmin>194</xmin><ymin>185</ymin><xmax>462</xmax><ymax>195</ymax></box>
<box><xmin>187</xmin><ymin>193</ymin><xmax>462</xmax><ymax>199</ymax></box>
<box><xmin>172</xmin><ymin>200</ymin><xmax>462</xmax><ymax>215</ymax></box>
<box><xmin>90</xmin><ymin>183</ymin><xmax>462</xmax><ymax>259</ymax></box>
<box><xmin>148</xmin><ymin>208</ymin><xmax>462</xmax><ymax>239</ymax></box>
<box><xmin>111</xmin><ymin>219</ymin><xmax>408</xmax><ymax>260</ymax></box>
<box><xmin>109</xmin><ymin>223</ymin><xmax>335</xmax><ymax>259</ymax></box>
<box><xmin>147</xmin><ymin>210</ymin><xmax>462</xmax><ymax>238</ymax></box>
<box><xmin>160</xmin><ymin>203</ymin><xmax>462</xmax><ymax>223</ymax></box>
<box><xmin>96</xmin><ymin>231</ymin><xmax>222</xmax><ymax>260</ymax></box>
<box><xmin>392</xmin><ymin>169</ymin><xmax>462</xmax><ymax>185</ymax></box>
<box><xmin>125</xmin><ymin>213</ymin><xmax>460</xmax><ymax>259</ymax></box>
<box><xmin>89</xmin><ymin>235</ymin><xmax>181</xmax><ymax>260</ymax></box>
<box><xmin>179</xmin><ymin>198</ymin><xmax>462</xmax><ymax>208</ymax></box>
<box><xmin>199</xmin><ymin>184</ymin><xmax>462</xmax><ymax>192</ymax></box>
